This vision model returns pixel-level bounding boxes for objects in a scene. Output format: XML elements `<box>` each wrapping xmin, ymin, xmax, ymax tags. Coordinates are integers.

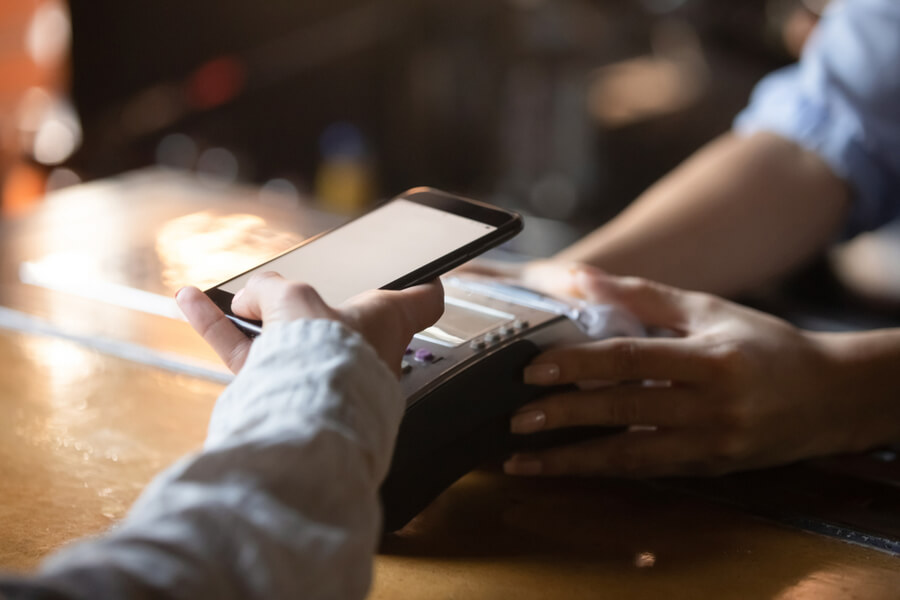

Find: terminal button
<box><xmin>470</xmin><ymin>339</ymin><xmax>486</xmax><ymax>350</ymax></box>
<box><xmin>414</xmin><ymin>348</ymin><xmax>434</xmax><ymax>362</ymax></box>
<box><xmin>484</xmin><ymin>332</ymin><xmax>500</xmax><ymax>344</ymax></box>
<box><xmin>401</xmin><ymin>361</ymin><xmax>413</xmax><ymax>375</ymax></box>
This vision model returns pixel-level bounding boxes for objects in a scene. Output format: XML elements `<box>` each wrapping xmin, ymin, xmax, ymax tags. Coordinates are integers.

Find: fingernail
<box><xmin>511</xmin><ymin>410</ymin><xmax>546</xmax><ymax>434</ymax></box>
<box><xmin>175</xmin><ymin>287</ymin><xmax>186</xmax><ymax>300</ymax></box>
<box><xmin>233</xmin><ymin>288</ymin><xmax>245</xmax><ymax>304</ymax></box>
<box><xmin>504</xmin><ymin>456</ymin><xmax>543</xmax><ymax>476</ymax></box>
<box><xmin>524</xmin><ymin>363</ymin><xmax>559</xmax><ymax>385</ymax></box>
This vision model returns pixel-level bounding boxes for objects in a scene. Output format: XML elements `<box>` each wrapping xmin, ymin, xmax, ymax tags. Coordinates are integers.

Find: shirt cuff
<box><xmin>205</xmin><ymin>319</ymin><xmax>404</xmax><ymax>480</ymax></box>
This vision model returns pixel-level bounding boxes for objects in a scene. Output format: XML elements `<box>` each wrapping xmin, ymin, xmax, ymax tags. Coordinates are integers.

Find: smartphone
<box><xmin>204</xmin><ymin>187</ymin><xmax>523</xmax><ymax>335</ymax></box>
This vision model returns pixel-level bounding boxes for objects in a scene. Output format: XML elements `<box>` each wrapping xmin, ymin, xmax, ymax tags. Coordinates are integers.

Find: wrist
<box><xmin>207</xmin><ymin>319</ymin><xmax>402</xmax><ymax>450</ymax></box>
<box><xmin>811</xmin><ymin>329</ymin><xmax>900</xmax><ymax>451</ymax></box>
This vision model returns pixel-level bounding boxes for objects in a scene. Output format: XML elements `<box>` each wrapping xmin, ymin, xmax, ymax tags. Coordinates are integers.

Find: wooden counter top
<box><xmin>2</xmin><ymin>170</ymin><xmax>899</xmax><ymax>598</ymax></box>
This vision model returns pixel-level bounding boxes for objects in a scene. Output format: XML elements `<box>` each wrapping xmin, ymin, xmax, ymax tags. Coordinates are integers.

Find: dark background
<box><xmin>66</xmin><ymin>0</ymin><xmax>791</xmax><ymax>251</ymax></box>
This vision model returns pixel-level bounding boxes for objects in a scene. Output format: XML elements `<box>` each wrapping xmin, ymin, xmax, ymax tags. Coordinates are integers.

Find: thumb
<box><xmin>343</xmin><ymin>279</ymin><xmax>445</xmax><ymax>340</ymax></box>
<box><xmin>389</xmin><ymin>279</ymin><xmax>445</xmax><ymax>335</ymax></box>
<box><xmin>232</xmin><ymin>272</ymin><xmax>335</xmax><ymax>324</ymax></box>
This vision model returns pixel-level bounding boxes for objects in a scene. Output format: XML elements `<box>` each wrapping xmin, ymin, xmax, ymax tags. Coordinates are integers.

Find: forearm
<box><xmin>1</xmin><ymin>320</ymin><xmax>401</xmax><ymax>600</ymax></box>
<box><xmin>555</xmin><ymin>132</ymin><xmax>850</xmax><ymax>296</ymax></box>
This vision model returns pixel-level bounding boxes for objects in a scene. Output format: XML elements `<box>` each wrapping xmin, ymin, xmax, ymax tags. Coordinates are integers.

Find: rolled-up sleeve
<box><xmin>734</xmin><ymin>0</ymin><xmax>900</xmax><ymax>236</ymax></box>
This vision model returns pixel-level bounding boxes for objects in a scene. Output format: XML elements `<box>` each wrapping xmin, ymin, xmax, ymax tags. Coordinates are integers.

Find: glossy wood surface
<box><xmin>2</xmin><ymin>171</ymin><xmax>899</xmax><ymax>598</ymax></box>
<box><xmin>376</xmin><ymin>471</ymin><xmax>900</xmax><ymax>599</ymax></box>
<box><xmin>0</xmin><ymin>328</ymin><xmax>220</xmax><ymax>570</ymax></box>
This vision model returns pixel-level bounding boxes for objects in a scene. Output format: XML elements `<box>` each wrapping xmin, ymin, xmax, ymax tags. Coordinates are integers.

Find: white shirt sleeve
<box><xmin>1</xmin><ymin>319</ymin><xmax>403</xmax><ymax>600</ymax></box>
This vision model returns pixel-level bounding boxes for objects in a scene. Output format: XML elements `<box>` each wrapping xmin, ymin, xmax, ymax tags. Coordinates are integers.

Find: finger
<box><xmin>232</xmin><ymin>271</ymin><xmax>334</xmax><ymax>324</ymax></box>
<box><xmin>573</xmin><ymin>272</ymin><xmax>702</xmax><ymax>332</ymax></box>
<box><xmin>504</xmin><ymin>429</ymin><xmax>718</xmax><ymax>478</ymax></box>
<box><xmin>176</xmin><ymin>286</ymin><xmax>252</xmax><ymax>373</ymax></box>
<box><xmin>511</xmin><ymin>385</ymin><xmax>702</xmax><ymax>433</ymax></box>
<box><xmin>525</xmin><ymin>337</ymin><xmax>714</xmax><ymax>385</ymax></box>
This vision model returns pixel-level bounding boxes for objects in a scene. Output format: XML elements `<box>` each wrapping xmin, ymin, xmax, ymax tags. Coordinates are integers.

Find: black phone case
<box><xmin>204</xmin><ymin>188</ymin><xmax>522</xmax><ymax>336</ymax></box>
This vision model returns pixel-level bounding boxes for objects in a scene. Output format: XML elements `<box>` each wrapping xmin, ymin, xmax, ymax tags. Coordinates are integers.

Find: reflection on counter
<box><xmin>155</xmin><ymin>211</ymin><xmax>300</xmax><ymax>292</ymax></box>
<box><xmin>0</xmin><ymin>169</ymin><xmax>339</xmax><ymax>374</ymax></box>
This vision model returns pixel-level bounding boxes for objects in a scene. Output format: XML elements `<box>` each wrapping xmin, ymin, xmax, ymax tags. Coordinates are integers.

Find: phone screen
<box><xmin>217</xmin><ymin>198</ymin><xmax>498</xmax><ymax>305</ymax></box>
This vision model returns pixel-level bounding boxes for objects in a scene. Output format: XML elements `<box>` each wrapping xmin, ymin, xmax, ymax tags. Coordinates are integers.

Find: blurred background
<box><xmin>2</xmin><ymin>0</ymin><xmax>816</xmax><ymax>255</ymax></box>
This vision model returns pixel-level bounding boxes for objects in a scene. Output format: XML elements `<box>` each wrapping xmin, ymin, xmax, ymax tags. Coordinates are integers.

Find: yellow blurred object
<box><xmin>314</xmin><ymin>157</ymin><xmax>376</xmax><ymax>214</ymax></box>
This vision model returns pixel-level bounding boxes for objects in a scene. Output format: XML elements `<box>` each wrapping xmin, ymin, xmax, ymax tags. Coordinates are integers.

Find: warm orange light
<box><xmin>633</xmin><ymin>551</ymin><xmax>656</xmax><ymax>568</ymax></box>
<box><xmin>1</xmin><ymin>161</ymin><xmax>45</xmax><ymax>217</ymax></box>
<box><xmin>155</xmin><ymin>211</ymin><xmax>302</xmax><ymax>291</ymax></box>
<box><xmin>774</xmin><ymin>567</ymin><xmax>887</xmax><ymax>599</ymax></box>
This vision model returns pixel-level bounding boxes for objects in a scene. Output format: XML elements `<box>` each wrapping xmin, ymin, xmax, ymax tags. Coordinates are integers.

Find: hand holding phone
<box><xmin>178</xmin><ymin>275</ymin><xmax>444</xmax><ymax>375</ymax></box>
<box><xmin>204</xmin><ymin>187</ymin><xmax>522</xmax><ymax>335</ymax></box>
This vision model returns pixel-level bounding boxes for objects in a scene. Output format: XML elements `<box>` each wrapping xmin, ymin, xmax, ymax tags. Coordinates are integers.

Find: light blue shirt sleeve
<box><xmin>0</xmin><ymin>319</ymin><xmax>403</xmax><ymax>600</ymax></box>
<box><xmin>734</xmin><ymin>0</ymin><xmax>900</xmax><ymax>236</ymax></box>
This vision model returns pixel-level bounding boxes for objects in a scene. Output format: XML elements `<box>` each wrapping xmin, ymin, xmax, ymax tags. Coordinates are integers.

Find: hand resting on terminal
<box><xmin>502</xmin><ymin>266</ymin><xmax>900</xmax><ymax>479</ymax></box>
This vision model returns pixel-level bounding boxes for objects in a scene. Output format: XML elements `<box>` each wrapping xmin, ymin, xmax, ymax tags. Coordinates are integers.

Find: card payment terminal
<box><xmin>380</xmin><ymin>275</ymin><xmax>643</xmax><ymax>531</ymax></box>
